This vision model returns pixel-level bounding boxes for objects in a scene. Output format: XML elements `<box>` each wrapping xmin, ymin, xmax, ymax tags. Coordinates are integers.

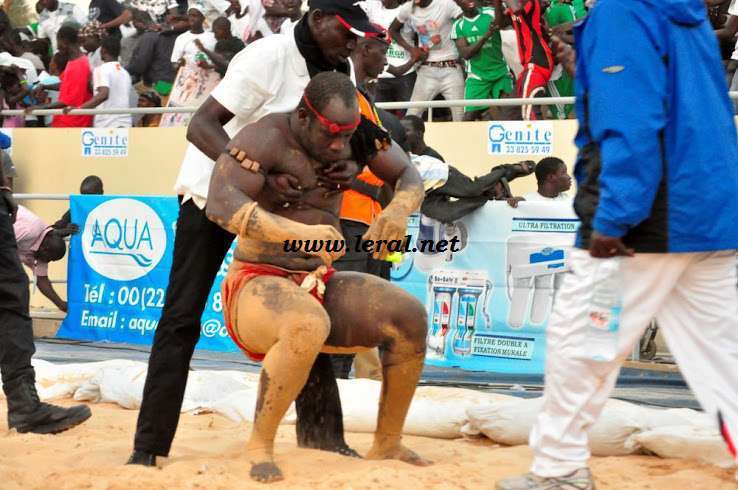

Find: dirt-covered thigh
<box><xmin>321</xmin><ymin>271</ymin><xmax>428</xmax><ymax>354</ymax></box>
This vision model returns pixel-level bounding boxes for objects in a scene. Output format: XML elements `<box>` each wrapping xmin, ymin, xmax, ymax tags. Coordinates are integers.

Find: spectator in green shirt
<box><xmin>452</xmin><ymin>0</ymin><xmax>513</xmax><ymax>120</ymax></box>
<box><xmin>544</xmin><ymin>0</ymin><xmax>586</xmax><ymax>28</ymax></box>
<box><xmin>543</xmin><ymin>0</ymin><xmax>587</xmax><ymax>119</ymax></box>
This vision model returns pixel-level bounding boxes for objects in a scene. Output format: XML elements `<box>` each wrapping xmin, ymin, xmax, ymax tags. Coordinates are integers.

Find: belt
<box><xmin>422</xmin><ymin>60</ymin><xmax>458</xmax><ymax>68</ymax></box>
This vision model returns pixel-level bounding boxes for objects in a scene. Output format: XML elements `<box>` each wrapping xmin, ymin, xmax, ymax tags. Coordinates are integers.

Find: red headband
<box><xmin>302</xmin><ymin>94</ymin><xmax>360</xmax><ymax>134</ymax></box>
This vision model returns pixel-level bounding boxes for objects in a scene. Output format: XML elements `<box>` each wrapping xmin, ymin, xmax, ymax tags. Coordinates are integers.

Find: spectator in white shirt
<box><xmin>251</xmin><ymin>0</ymin><xmax>301</xmax><ymax>39</ymax></box>
<box><xmin>361</xmin><ymin>0</ymin><xmax>422</xmax><ymax>116</ymax></box>
<box><xmin>171</xmin><ymin>5</ymin><xmax>217</xmax><ymax>69</ymax></box>
<box><xmin>389</xmin><ymin>0</ymin><xmax>465</xmax><ymax>121</ymax></box>
<box><xmin>67</xmin><ymin>36</ymin><xmax>133</xmax><ymax>128</ymax></box>
<box><xmin>507</xmin><ymin>157</ymin><xmax>572</xmax><ymax>207</ymax></box>
<box><xmin>196</xmin><ymin>0</ymin><xmax>236</xmax><ymax>28</ymax></box>
<box><xmin>37</xmin><ymin>0</ymin><xmax>88</xmax><ymax>53</ymax></box>
<box><xmin>228</xmin><ymin>0</ymin><xmax>266</xmax><ymax>42</ymax></box>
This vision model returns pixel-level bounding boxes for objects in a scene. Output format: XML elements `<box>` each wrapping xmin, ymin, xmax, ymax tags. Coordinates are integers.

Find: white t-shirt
<box><xmin>21</xmin><ymin>52</ymin><xmax>45</xmax><ymax>71</ymax></box>
<box><xmin>170</xmin><ymin>30</ymin><xmax>217</xmax><ymax>67</ymax></box>
<box><xmin>193</xmin><ymin>0</ymin><xmax>231</xmax><ymax>27</ymax></box>
<box><xmin>37</xmin><ymin>2</ymin><xmax>89</xmax><ymax>53</ymax></box>
<box><xmin>92</xmin><ymin>61</ymin><xmax>133</xmax><ymax>128</ymax></box>
<box><xmin>0</xmin><ymin>52</ymin><xmax>38</xmax><ymax>83</ymax></box>
<box><xmin>88</xmin><ymin>48</ymin><xmax>103</xmax><ymax>71</ymax></box>
<box><xmin>229</xmin><ymin>0</ymin><xmax>266</xmax><ymax>41</ymax></box>
<box><xmin>523</xmin><ymin>191</ymin><xmax>570</xmax><ymax>201</ymax></box>
<box><xmin>174</xmin><ymin>31</ymin><xmax>311</xmax><ymax>208</ymax></box>
<box><xmin>360</xmin><ymin>0</ymin><xmax>415</xmax><ymax>78</ymax></box>
<box><xmin>410</xmin><ymin>153</ymin><xmax>448</xmax><ymax>191</ymax></box>
<box><xmin>396</xmin><ymin>0</ymin><xmax>462</xmax><ymax>63</ymax></box>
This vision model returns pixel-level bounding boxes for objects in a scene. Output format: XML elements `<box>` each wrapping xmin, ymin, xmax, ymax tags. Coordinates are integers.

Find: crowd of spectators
<box><xmin>0</xmin><ymin>0</ymin><xmax>303</xmax><ymax>127</ymax></box>
<box><xmin>0</xmin><ymin>0</ymin><xmax>596</xmax><ymax>127</ymax></box>
<box><xmin>4</xmin><ymin>0</ymin><xmax>738</xmax><ymax>125</ymax></box>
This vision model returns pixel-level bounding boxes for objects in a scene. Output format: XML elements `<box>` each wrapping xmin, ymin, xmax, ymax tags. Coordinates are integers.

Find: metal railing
<box><xmin>2</xmin><ymin>91</ymin><xmax>738</xmax><ymax>121</ymax></box>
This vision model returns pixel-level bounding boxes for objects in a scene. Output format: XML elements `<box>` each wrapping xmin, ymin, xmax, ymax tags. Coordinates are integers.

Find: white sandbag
<box><xmin>330</xmin><ymin>379</ymin><xmax>516</xmax><ymax>439</ymax></box>
<box><xmin>640</xmin><ymin>407</ymin><xmax>713</xmax><ymax>430</ymax></box>
<box><xmin>74</xmin><ymin>363</ymin><xmax>148</xmax><ymax>408</ymax></box>
<box><xmin>630</xmin><ymin>425</ymin><xmax>735</xmax><ymax>468</ymax></box>
<box><xmin>466</xmin><ymin>397</ymin><xmax>647</xmax><ymax>456</ymax></box>
<box><xmin>31</xmin><ymin>359</ymin><xmax>144</xmax><ymax>401</ymax></box>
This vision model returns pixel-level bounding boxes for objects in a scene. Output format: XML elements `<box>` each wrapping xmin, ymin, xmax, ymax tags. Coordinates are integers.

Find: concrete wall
<box><xmin>10</xmin><ymin>121</ymin><xmax>580</xmax><ymax>308</ymax></box>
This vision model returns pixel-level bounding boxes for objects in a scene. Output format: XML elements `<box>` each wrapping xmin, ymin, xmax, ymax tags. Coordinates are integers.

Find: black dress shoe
<box><xmin>126</xmin><ymin>450</ymin><xmax>157</xmax><ymax>467</ymax></box>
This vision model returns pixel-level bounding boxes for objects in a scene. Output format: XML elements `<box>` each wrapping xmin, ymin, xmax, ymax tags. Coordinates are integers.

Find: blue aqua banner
<box><xmin>59</xmin><ymin>196</ymin><xmax>579</xmax><ymax>373</ymax></box>
<box><xmin>58</xmin><ymin>195</ymin><xmax>237</xmax><ymax>352</ymax></box>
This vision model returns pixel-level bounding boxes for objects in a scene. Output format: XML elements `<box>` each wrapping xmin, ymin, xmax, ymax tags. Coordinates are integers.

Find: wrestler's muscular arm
<box><xmin>362</xmin><ymin>141</ymin><xmax>425</xmax><ymax>260</ymax></box>
<box><xmin>206</xmin><ymin>125</ymin><xmax>345</xmax><ymax>266</ymax></box>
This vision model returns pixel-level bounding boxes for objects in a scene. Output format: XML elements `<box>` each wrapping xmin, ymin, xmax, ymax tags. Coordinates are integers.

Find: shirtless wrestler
<box><xmin>206</xmin><ymin>71</ymin><xmax>429</xmax><ymax>483</ymax></box>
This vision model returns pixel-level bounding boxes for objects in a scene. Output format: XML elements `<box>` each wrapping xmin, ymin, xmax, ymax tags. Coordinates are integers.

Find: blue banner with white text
<box><xmin>58</xmin><ymin>196</ymin><xmax>580</xmax><ymax>373</ymax></box>
<box><xmin>57</xmin><ymin>195</ymin><xmax>238</xmax><ymax>352</ymax></box>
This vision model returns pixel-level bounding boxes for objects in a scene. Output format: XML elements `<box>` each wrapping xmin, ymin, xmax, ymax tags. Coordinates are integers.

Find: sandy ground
<box><xmin>0</xmin><ymin>400</ymin><xmax>736</xmax><ymax>490</ymax></box>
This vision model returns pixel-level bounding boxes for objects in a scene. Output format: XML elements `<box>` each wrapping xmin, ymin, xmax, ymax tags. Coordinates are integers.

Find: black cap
<box><xmin>308</xmin><ymin>0</ymin><xmax>386</xmax><ymax>38</ymax></box>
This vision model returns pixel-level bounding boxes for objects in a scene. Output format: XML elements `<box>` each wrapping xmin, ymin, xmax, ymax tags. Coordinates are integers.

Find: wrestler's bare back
<box><xmin>215</xmin><ymin>113</ymin><xmax>351</xmax><ymax>270</ymax></box>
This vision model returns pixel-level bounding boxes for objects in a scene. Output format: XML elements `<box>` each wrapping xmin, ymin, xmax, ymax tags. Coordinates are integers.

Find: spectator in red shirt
<box><xmin>494</xmin><ymin>0</ymin><xmax>554</xmax><ymax>120</ymax></box>
<box><xmin>27</xmin><ymin>25</ymin><xmax>93</xmax><ymax>127</ymax></box>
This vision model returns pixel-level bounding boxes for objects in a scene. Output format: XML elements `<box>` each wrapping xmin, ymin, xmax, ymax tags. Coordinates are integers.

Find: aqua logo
<box><xmin>82</xmin><ymin>199</ymin><xmax>167</xmax><ymax>281</ymax></box>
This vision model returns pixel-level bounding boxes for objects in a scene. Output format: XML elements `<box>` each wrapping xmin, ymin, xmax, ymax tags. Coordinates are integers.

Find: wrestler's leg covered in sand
<box><xmin>227</xmin><ymin>270</ymin><xmax>430</xmax><ymax>483</ymax></box>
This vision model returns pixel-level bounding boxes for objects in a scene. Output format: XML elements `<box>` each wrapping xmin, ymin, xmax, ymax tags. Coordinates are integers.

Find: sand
<box><xmin>0</xmin><ymin>400</ymin><xmax>736</xmax><ymax>490</ymax></box>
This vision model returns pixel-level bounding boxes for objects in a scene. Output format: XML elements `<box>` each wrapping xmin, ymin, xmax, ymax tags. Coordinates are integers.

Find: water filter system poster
<box><xmin>391</xmin><ymin>201</ymin><xmax>579</xmax><ymax>374</ymax></box>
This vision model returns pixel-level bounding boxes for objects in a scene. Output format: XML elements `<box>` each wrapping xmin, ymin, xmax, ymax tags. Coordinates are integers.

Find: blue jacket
<box><xmin>0</xmin><ymin>131</ymin><xmax>10</xmax><ymax>150</ymax></box>
<box><xmin>572</xmin><ymin>0</ymin><xmax>738</xmax><ymax>253</ymax></box>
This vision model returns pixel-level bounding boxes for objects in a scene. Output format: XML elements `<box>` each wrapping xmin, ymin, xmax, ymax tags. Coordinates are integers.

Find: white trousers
<box><xmin>530</xmin><ymin>249</ymin><xmax>738</xmax><ymax>477</ymax></box>
<box><xmin>406</xmin><ymin>65</ymin><xmax>465</xmax><ymax>122</ymax></box>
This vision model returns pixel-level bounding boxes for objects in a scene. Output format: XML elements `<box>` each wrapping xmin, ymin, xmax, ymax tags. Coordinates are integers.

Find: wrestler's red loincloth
<box><xmin>221</xmin><ymin>260</ymin><xmax>336</xmax><ymax>362</ymax></box>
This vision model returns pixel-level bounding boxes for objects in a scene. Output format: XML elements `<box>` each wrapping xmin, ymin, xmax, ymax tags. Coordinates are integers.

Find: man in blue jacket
<box><xmin>497</xmin><ymin>1</ymin><xmax>738</xmax><ymax>488</ymax></box>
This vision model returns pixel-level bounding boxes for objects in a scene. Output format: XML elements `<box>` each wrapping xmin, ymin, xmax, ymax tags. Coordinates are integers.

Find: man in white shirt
<box><xmin>0</xmin><ymin>52</ymin><xmax>38</xmax><ymax>84</ymax></box>
<box><xmin>69</xmin><ymin>36</ymin><xmax>133</xmax><ymax>128</ymax></box>
<box><xmin>129</xmin><ymin>0</ymin><xmax>386</xmax><ymax>468</ymax></box>
<box><xmin>195</xmin><ymin>0</ymin><xmax>235</xmax><ymax>28</ymax></box>
<box><xmin>37</xmin><ymin>0</ymin><xmax>88</xmax><ymax>53</ymax></box>
<box><xmin>171</xmin><ymin>4</ymin><xmax>217</xmax><ymax>68</ymax></box>
<box><xmin>389</xmin><ymin>0</ymin><xmax>465</xmax><ymax>121</ymax></box>
<box><xmin>229</xmin><ymin>0</ymin><xmax>267</xmax><ymax>42</ymax></box>
<box><xmin>507</xmin><ymin>157</ymin><xmax>572</xmax><ymax>207</ymax></box>
<box><xmin>361</xmin><ymin>0</ymin><xmax>421</xmax><ymax>114</ymax></box>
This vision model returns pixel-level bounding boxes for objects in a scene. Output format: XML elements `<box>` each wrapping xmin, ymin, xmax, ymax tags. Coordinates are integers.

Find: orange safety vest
<box><xmin>339</xmin><ymin>91</ymin><xmax>386</xmax><ymax>226</ymax></box>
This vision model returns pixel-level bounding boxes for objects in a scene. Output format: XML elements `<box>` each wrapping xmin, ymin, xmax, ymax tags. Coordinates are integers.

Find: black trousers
<box><xmin>375</xmin><ymin>72</ymin><xmax>417</xmax><ymax>118</ymax></box>
<box><xmin>0</xmin><ymin>199</ymin><xmax>36</xmax><ymax>392</ymax></box>
<box><xmin>421</xmin><ymin>166</ymin><xmax>512</xmax><ymax>223</ymax></box>
<box><xmin>134</xmin><ymin>198</ymin><xmax>346</xmax><ymax>456</ymax></box>
<box><xmin>329</xmin><ymin>220</ymin><xmax>390</xmax><ymax>379</ymax></box>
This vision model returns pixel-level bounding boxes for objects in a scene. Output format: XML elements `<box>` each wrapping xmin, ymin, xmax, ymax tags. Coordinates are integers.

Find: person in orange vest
<box><xmin>330</xmin><ymin>31</ymin><xmax>405</xmax><ymax>380</ymax></box>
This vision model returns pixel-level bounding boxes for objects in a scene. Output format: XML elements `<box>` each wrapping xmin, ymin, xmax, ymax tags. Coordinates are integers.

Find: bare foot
<box><xmin>250</xmin><ymin>461</ymin><xmax>284</xmax><ymax>483</ymax></box>
<box><xmin>366</xmin><ymin>444</ymin><xmax>432</xmax><ymax>466</ymax></box>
